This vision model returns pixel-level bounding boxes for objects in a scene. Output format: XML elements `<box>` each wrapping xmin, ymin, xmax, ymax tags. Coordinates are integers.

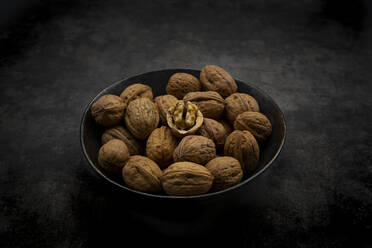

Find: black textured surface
<box><xmin>1</xmin><ymin>0</ymin><xmax>372</xmax><ymax>247</ymax></box>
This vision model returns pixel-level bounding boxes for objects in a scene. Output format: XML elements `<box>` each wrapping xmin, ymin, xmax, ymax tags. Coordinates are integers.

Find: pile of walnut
<box><xmin>91</xmin><ymin>65</ymin><xmax>272</xmax><ymax>196</ymax></box>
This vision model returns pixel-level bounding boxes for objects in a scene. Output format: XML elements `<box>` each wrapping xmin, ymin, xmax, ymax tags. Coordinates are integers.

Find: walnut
<box><xmin>124</xmin><ymin>98</ymin><xmax>159</xmax><ymax>140</ymax></box>
<box><xmin>119</xmin><ymin>83</ymin><xmax>153</xmax><ymax>107</ymax></box>
<box><xmin>101</xmin><ymin>126</ymin><xmax>143</xmax><ymax>155</ymax></box>
<box><xmin>173</xmin><ymin>135</ymin><xmax>216</xmax><ymax>165</ymax></box>
<box><xmin>225</xmin><ymin>93</ymin><xmax>260</xmax><ymax>124</ymax></box>
<box><xmin>205</xmin><ymin>156</ymin><xmax>243</xmax><ymax>191</ymax></box>
<box><xmin>98</xmin><ymin>139</ymin><xmax>130</xmax><ymax>175</ymax></box>
<box><xmin>154</xmin><ymin>95</ymin><xmax>178</xmax><ymax>124</ymax></box>
<box><xmin>166</xmin><ymin>73</ymin><xmax>202</xmax><ymax>99</ymax></box>
<box><xmin>224</xmin><ymin>130</ymin><xmax>260</xmax><ymax>174</ymax></box>
<box><xmin>234</xmin><ymin>112</ymin><xmax>272</xmax><ymax>142</ymax></box>
<box><xmin>91</xmin><ymin>94</ymin><xmax>126</xmax><ymax>127</ymax></box>
<box><xmin>146</xmin><ymin>126</ymin><xmax>178</xmax><ymax>168</ymax></box>
<box><xmin>161</xmin><ymin>162</ymin><xmax>213</xmax><ymax>196</ymax></box>
<box><xmin>200</xmin><ymin>65</ymin><xmax>237</xmax><ymax>98</ymax></box>
<box><xmin>167</xmin><ymin>100</ymin><xmax>203</xmax><ymax>138</ymax></box>
<box><xmin>122</xmin><ymin>155</ymin><xmax>162</xmax><ymax>193</ymax></box>
<box><xmin>198</xmin><ymin>118</ymin><xmax>227</xmax><ymax>150</ymax></box>
<box><xmin>219</xmin><ymin>119</ymin><xmax>233</xmax><ymax>136</ymax></box>
<box><xmin>183</xmin><ymin>91</ymin><xmax>225</xmax><ymax>119</ymax></box>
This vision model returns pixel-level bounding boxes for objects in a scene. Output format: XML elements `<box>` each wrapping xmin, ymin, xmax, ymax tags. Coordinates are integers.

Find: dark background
<box><xmin>1</xmin><ymin>0</ymin><xmax>372</xmax><ymax>247</ymax></box>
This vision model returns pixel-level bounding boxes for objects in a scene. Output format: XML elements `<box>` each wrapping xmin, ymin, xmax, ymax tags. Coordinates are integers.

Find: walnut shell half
<box><xmin>224</xmin><ymin>130</ymin><xmax>260</xmax><ymax>174</ymax></box>
<box><xmin>225</xmin><ymin>93</ymin><xmax>260</xmax><ymax>124</ymax></box>
<box><xmin>154</xmin><ymin>95</ymin><xmax>178</xmax><ymax>124</ymax></box>
<box><xmin>91</xmin><ymin>94</ymin><xmax>126</xmax><ymax>127</ymax></box>
<box><xmin>101</xmin><ymin>126</ymin><xmax>143</xmax><ymax>155</ymax></box>
<box><xmin>183</xmin><ymin>91</ymin><xmax>225</xmax><ymax>119</ymax></box>
<box><xmin>200</xmin><ymin>65</ymin><xmax>237</xmax><ymax>98</ymax></box>
<box><xmin>205</xmin><ymin>156</ymin><xmax>243</xmax><ymax>192</ymax></box>
<box><xmin>125</xmin><ymin>98</ymin><xmax>159</xmax><ymax>140</ymax></box>
<box><xmin>161</xmin><ymin>162</ymin><xmax>213</xmax><ymax>196</ymax></box>
<box><xmin>234</xmin><ymin>111</ymin><xmax>272</xmax><ymax>142</ymax></box>
<box><xmin>146</xmin><ymin>126</ymin><xmax>178</xmax><ymax>169</ymax></box>
<box><xmin>122</xmin><ymin>155</ymin><xmax>162</xmax><ymax>193</ymax></box>
<box><xmin>173</xmin><ymin>135</ymin><xmax>216</xmax><ymax>165</ymax></box>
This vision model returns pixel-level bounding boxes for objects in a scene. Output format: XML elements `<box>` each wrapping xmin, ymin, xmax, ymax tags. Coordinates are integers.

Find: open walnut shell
<box><xmin>166</xmin><ymin>100</ymin><xmax>203</xmax><ymax>138</ymax></box>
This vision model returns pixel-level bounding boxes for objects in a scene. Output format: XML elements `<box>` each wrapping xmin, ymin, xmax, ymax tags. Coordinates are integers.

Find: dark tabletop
<box><xmin>1</xmin><ymin>0</ymin><xmax>372</xmax><ymax>247</ymax></box>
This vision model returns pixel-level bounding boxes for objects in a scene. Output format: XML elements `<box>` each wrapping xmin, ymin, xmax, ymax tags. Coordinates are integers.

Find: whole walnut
<box><xmin>146</xmin><ymin>126</ymin><xmax>178</xmax><ymax>168</ymax></box>
<box><xmin>173</xmin><ymin>135</ymin><xmax>216</xmax><ymax>165</ymax></box>
<box><xmin>124</xmin><ymin>98</ymin><xmax>159</xmax><ymax>140</ymax></box>
<box><xmin>167</xmin><ymin>100</ymin><xmax>203</xmax><ymax>138</ymax></box>
<box><xmin>225</xmin><ymin>93</ymin><xmax>260</xmax><ymax>124</ymax></box>
<box><xmin>122</xmin><ymin>155</ymin><xmax>162</xmax><ymax>193</ymax></box>
<box><xmin>91</xmin><ymin>94</ymin><xmax>126</xmax><ymax>127</ymax></box>
<box><xmin>154</xmin><ymin>95</ymin><xmax>178</xmax><ymax>124</ymax></box>
<box><xmin>101</xmin><ymin>126</ymin><xmax>143</xmax><ymax>155</ymax></box>
<box><xmin>98</xmin><ymin>139</ymin><xmax>130</xmax><ymax>175</ymax></box>
<box><xmin>161</xmin><ymin>162</ymin><xmax>213</xmax><ymax>196</ymax></box>
<box><xmin>183</xmin><ymin>91</ymin><xmax>225</xmax><ymax>119</ymax></box>
<box><xmin>219</xmin><ymin>119</ymin><xmax>233</xmax><ymax>136</ymax></box>
<box><xmin>224</xmin><ymin>130</ymin><xmax>260</xmax><ymax>174</ymax></box>
<box><xmin>198</xmin><ymin>118</ymin><xmax>227</xmax><ymax>150</ymax></box>
<box><xmin>200</xmin><ymin>65</ymin><xmax>237</xmax><ymax>98</ymax></box>
<box><xmin>166</xmin><ymin>73</ymin><xmax>202</xmax><ymax>99</ymax></box>
<box><xmin>205</xmin><ymin>156</ymin><xmax>243</xmax><ymax>191</ymax></box>
<box><xmin>119</xmin><ymin>83</ymin><xmax>153</xmax><ymax>107</ymax></box>
<box><xmin>234</xmin><ymin>111</ymin><xmax>272</xmax><ymax>143</ymax></box>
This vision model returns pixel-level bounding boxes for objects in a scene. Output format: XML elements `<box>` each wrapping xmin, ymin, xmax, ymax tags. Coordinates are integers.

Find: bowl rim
<box><xmin>80</xmin><ymin>68</ymin><xmax>287</xmax><ymax>200</ymax></box>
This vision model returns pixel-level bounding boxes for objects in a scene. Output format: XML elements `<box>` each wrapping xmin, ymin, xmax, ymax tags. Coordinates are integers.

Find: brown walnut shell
<box><xmin>183</xmin><ymin>91</ymin><xmax>225</xmax><ymax>119</ymax></box>
<box><xmin>219</xmin><ymin>119</ymin><xmax>233</xmax><ymax>136</ymax></box>
<box><xmin>225</xmin><ymin>93</ymin><xmax>260</xmax><ymax>124</ymax></box>
<box><xmin>205</xmin><ymin>156</ymin><xmax>243</xmax><ymax>191</ymax></box>
<box><xmin>98</xmin><ymin>139</ymin><xmax>130</xmax><ymax>175</ymax></box>
<box><xmin>166</xmin><ymin>73</ymin><xmax>202</xmax><ymax>99</ymax></box>
<box><xmin>119</xmin><ymin>83</ymin><xmax>153</xmax><ymax>107</ymax></box>
<box><xmin>122</xmin><ymin>155</ymin><xmax>162</xmax><ymax>193</ymax></box>
<box><xmin>91</xmin><ymin>94</ymin><xmax>125</xmax><ymax>127</ymax></box>
<box><xmin>101</xmin><ymin>126</ymin><xmax>143</xmax><ymax>155</ymax></box>
<box><xmin>200</xmin><ymin>65</ymin><xmax>237</xmax><ymax>98</ymax></box>
<box><xmin>198</xmin><ymin>118</ymin><xmax>227</xmax><ymax>150</ymax></box>
<box><xmin>224</xmin><ymin>130</ymin><xmax>260</xmax><ymax>174</ymax></box>
<box><xmin>234</xmin><ymin>111</ymin><xmax>272</xmax><ymax>143</ymax></box>
<box><xmin>161</xmin><ymin>162</ymin><xmax>213</xmax><ymax>196</ymax></box>
<box><xmin>124</xmin><ymin>98</ymin><xmax>159</xmax><ymax>140</ymax></box>
<box><xmin>154</xmin><ymin>95</ymin><xmax>178</xmax><ymax>124</ymax></box>
<box><xmin>173</xmin><ymin>135</ymin><xmax>216</xmax><ymax>165</ymax></box>
<box><xmin>146</xmin><ymin>126</ymin><xmax>178</xmax><ymax>169</ymax></box>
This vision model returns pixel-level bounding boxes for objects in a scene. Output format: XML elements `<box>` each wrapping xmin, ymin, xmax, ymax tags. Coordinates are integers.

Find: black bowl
<box><xmin>80</xmin><ymin>69</ymin><xmax>286</xmax><ymax>201</ymax></box>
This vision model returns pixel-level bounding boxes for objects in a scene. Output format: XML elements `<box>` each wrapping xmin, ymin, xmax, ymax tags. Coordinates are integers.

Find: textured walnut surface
<box><xmin>224</xmin><ymin>130</ymin><xmax>260</xmax><ymax>174</ymax></box>
<box><xmin>161</xmin><ymin>162</ymin><xmax>213</xmax><ymax>196</ymax></box>
<box><xmin>122</xmin><ymin>155</ymin><xmax>162</xmax><ymax>193</ymax></box>
<box><xmin>101</xmin><ymin>126</ymin><xmax>143</xmax><ymax>155</ymax></box>
<box><xmin>166</xmin><ymin>73</ymin><xmax>202</xmax><ymax>99</ymax></box>
<box><xmin>225</xmin><ymin>93</ymin><xmax>260</xmax><ymax>124</ymax></box>
<box><xmin>206</xmin><ymin>156</ymin><xmax>243</xmax><ymax>191</ymax></box>
<box><xmin>154</xmin><ymin>95</ymin><xmax>178</xmax><ymax>124</ymax></box>
<box><xmin>183</xmin><ymin>91</ymin><xmax>225</xmax><ymax>119</ymax></box>
<box><xmin>119</xmin><ymin>83</ymin><xmax>153</xmax><ymax>107</ymax></box>
<box><xmin>124</xmin><ymin>98</ymin><xmax>159</xmax><ymax>140</ymax></box>
<box><xmin>234</xmin><ymin>111</ymin><xmax>272</xmax><ymax>142</ymax></box>
<box><xmin>146</xmin><ymin>126</ymin><xmax>178</xmax><ymax>168</ymax></box>
<box><xmin>200</xmin><ymin>65</ymin><xmax>237</xmax><ymax>98</ymax></box>
<box><xmin>198</xmin><ymin>118</ymin><xmax>227</xmax><ymax>149</ymax></box>
<box><xmin>91</xmin><ymin>94</ymin><xmax>126</xmax><ymax>127</ymax></box>
<box><xmin>173</xmin><ymin>135</ymin><xmax>216</xmax><ymax>165</ymax></box>
<box><xmin>98</xmin><ymin>139</ymin><xmax>130</xmax><ymax>175</ymax></box>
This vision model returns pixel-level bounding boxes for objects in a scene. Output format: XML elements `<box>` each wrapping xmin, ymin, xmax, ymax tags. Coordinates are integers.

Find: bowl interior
<box><xmin>81</xmin><ymin>69</ymin><xmax>286</xmax><ymax>199</ymax></box>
